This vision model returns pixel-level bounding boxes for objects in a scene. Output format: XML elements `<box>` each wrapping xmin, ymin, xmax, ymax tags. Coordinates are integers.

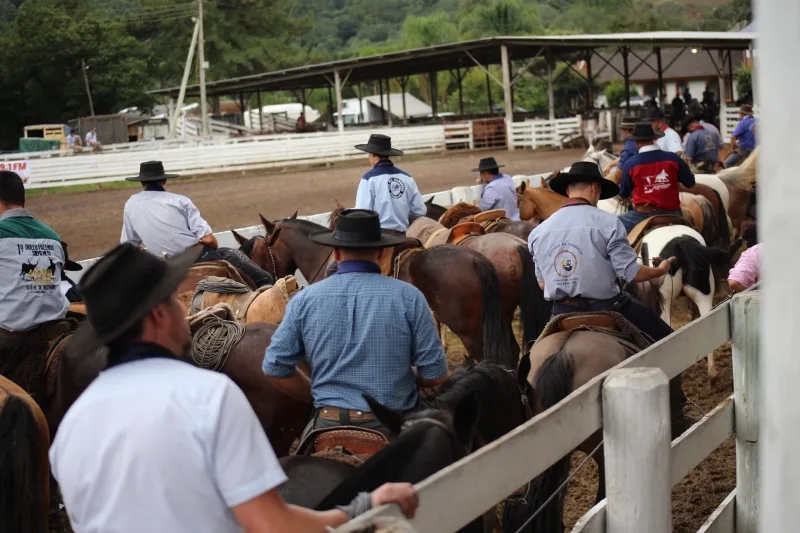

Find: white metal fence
<box><xmin>508</xmin><ymin>116</ymin><xmax>583</xmax><ymax>150</ymax></box>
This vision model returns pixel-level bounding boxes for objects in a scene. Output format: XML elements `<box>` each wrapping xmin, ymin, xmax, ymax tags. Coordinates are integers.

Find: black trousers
<box><xmin>200</xmin><ymin>246</ymin><xmax>274</xmax><ymax>287</ymax></box>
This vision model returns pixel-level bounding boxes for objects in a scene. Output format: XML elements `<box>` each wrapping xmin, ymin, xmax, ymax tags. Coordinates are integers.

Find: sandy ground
<box><xmin>28</xmin><ymin>148</ymin><xmax>582</xmax><ymax>260</ymax></box>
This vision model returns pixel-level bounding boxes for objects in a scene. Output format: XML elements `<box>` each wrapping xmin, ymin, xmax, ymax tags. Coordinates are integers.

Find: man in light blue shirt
<box><xmin>354</xmin><ymin>134</ymin><xmax>426</xmax><ymax>232</ymax></box>
<box><xmin>263</xmin><ymin>209</ymin><xmax>448</xmax><ymax>438</ymax></box>
<box><xmin>473</xmin><ymin>157</ymin><xmax>520</xmax><ymax>220</ymax></box>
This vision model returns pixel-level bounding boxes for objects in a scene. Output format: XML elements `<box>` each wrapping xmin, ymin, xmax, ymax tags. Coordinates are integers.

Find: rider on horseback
<box><xmin>263</xmin><ymin>210</ymin><xmax>448</xmax><ymax>439</ymax></box>
<box><xmin>602</xmin><ymin>116</ymin><xmax>638</xmax><ymax>181</ymax></box>
<box><xmin>646</xmin><ymin>108</ymin><xmax>683</xmax><ymax>155</ymax></box>
<box><xmin>682</xmin><ymin>114</ymin><xmax>722</xmax><ymax>173</ymax></box>
<box><xmin>121</xmin><ymin>161</ymin><xmax>273</xmax><ymax>287</ymax></box>
<box><xmin>473</xmin><ymin>157</ymin><xmax>520</xmax><ymax>220</ymax></box>
<box><xmin>528</xmin><ymin>162</ymin><xmax>676</xmax><ymax>343</ymax></box>
<box><xmin>617</xmin><ymin>122</ymin><xmax>696</xmax><ymax>233</ymax></box>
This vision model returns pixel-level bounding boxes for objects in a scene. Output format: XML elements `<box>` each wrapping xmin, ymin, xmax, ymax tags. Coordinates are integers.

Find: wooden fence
<box><xmin>508</xmin><ymin>116</ymin><xmax>583</xmax><ymax>150</ymax></box>
<box><xmin>335</xmin><ymin>291</ymin><xmax>760</xmax><ymax>533</ymax></box>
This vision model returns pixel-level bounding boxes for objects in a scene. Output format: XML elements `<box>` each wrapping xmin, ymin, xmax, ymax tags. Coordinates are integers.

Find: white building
<box><xmin>334</xmin><ymin>93</ymin><xmax>432</xmax><ymax>125</ymax></box>
<box><xmin>244</xmin><ymin>103</ymin><xmax>320</xmax><ymax>129</ymax></box>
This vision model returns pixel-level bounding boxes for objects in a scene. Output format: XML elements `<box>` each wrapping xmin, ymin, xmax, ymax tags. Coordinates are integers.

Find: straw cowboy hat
<box><xmin>471</xmin><ymin>157</ymin><xmax>505</xmax><ymax>173</ymax></box>
<box><xmin>354</xmin><ymin>134</ymin><xmax>404</xmax><ymax>157</ymax></box>
<box><xmin>628</xmin><ymin>121</ymin><xmax>665</xmax><ymax>141</ymax></box>
<box><xmin>68</xmin><ymin>243</ymin><xmax>201</xmax><ymax>356</ymax></box>
<box><xmin>309</xmin><ymin>209</ymin><xmax>406</xmax><ymax>249</ymax></box>
<box><xmin>739</xmin><ymin>104</ymin><xmax>754</xmax><ymax>116</ymax></box>
<box><xmin>126</xmin><ymin>161</ymin><xmax>181</xmax><ymax>182</ymax></box>
<box><xmin>619</xmin><ymin>116</ymin><xmax>638</xmax><ymax>130</ymax></box>
<box><xmin>549</xmin><ymin>161</ymin><xmax>620</xmax><ymax>200</ymax></box>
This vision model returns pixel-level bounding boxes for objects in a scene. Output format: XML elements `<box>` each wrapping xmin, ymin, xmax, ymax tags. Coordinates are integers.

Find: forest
<box><xmin>0</xmin><ymin>0</ymin><xmax>751</xmax><ymax>148</ymax></box>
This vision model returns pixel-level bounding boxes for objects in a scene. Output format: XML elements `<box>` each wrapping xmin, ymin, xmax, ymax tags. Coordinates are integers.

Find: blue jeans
<box><xmin>723</xmin><ymin>149</ymin><xmax>753</xmax><ymax>168</ymax></box>
<box><xmin>618</xmin><ymin>209</ymin><xmax>683</xmax><ymax>234</ymax></box>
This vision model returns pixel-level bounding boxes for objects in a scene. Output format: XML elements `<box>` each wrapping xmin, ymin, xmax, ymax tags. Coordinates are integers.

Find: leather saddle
<box><xmin>558</xmin><ymin>313</ymin><xmax>620</xmax><ymax>333</ymax></box>
<box><xmin>189</xmin><ymin>275</ymin><xmax>299</xmax><ymax>323</ymax></box>
<box><xmin>295</xmin><ymin>426</ymin><xmax>390</xmax><ymax>464</ymax></box>
<box><xmin>446</xmin><ymin>222</ymin><xmax>484</xmax><ymax>246</ymax></box>
<box><xmin>537</xmin><ymin>311</ymin><xmax>651</xmax><ymax>352</ymax></box>
<box><xmin>626</xmin><ymin>215</ymin><xmax>688</xmax><ymax>253</ymax></box>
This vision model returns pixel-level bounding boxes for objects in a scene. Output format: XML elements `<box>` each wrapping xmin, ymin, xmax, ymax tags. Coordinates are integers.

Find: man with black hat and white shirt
<box><xmin>646</xmin><ymin>108</ymin><xmax>683</xmax><ymax>154</ymax></box>
<box><xmin>527</xmin><ymin>162</ymin><xmax>675</xmax><ymax>342</ymax></box>
<box><xmin>50</xmin><ymin>243</ymin><xmax>419</xmax><ymax>533</ymax></box>
<box><xmin>473</xmin><ymin>157</ymin><xmax>520</xmax><ymax>220</ymax></box>
<box><xmin>121</xmin><ymin>161</ymin><xmax>273</xmax><ymax>287</ymax></box>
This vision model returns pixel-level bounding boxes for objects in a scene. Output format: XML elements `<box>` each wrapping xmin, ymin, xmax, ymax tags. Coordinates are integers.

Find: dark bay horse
<box><xmin>237</xmin><ymin>216</ymin><xmax>522</xmax><ymax>364</ymax></box>
<box><xmin>0</xmin><ymin>375</ymin><xmax>50</xmax><ymax>533</ymax></box>
<box><xmin>43</xmin><ymin>323</ymin><xmax>311</xmax><ymax>457</ymax></box>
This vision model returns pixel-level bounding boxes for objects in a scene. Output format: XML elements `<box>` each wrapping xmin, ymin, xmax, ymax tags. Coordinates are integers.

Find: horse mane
<box><xmin>439</xmin><ymin>202</ymin><xmax>482</xmax><ymax>229</ymax></box>
<box><xmin>278</xmin><ymin>218</ymin><xmax>327</xmax><ymax>233</ymax></box>
<box><xmin>328</xmin><ymin>206</ymin><xmax>345</xmax><ymax>230</ymax></box>
<box><xmin>717</xmin><ymin>147</ymin><xmax>757</xmax><ymax>192</ymax></box>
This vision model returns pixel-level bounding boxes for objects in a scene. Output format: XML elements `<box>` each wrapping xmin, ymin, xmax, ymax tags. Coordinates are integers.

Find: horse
<box><xmin>517</xmin><ymin>178</ymin><xmax>566</xmax><ymax>222</ymax></box>
<box><xmin>43</xmin><ymin>323</ymin><xmax>312</xmax><ymax>457</ymax></box>
<box><xmin>583</xmin><ymin>144</ymin><xmax>619</xmax><ymax>177</ymax></box>
<box><xmin>238</xmin><ymin>216</ymin><xmax>528</xmax><ymax>365</ymax></box>
<box><xmin>0</xmin><ymin>375</ymin><xmax>51</xmax><ymax>533</ymax></box>
<box><xmin>435</xmin><ymin>201</ymin><xmax>538</xmax><ymax>241</ymax></box>
<box><xmin>423</xmin><ymin>196</ymin><xmax>448</xmax><ymax>221</ymax></box>
<box><xmin>694</xmin><ymin>148</ymin><xmax>757</xmax><ymax>238</ymax></box>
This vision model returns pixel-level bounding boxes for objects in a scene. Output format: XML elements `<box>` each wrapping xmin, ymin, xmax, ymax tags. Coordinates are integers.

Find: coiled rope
<box><xmin>197</xmin><ymin>276</ymin><xmax>250</xmax><ymax>294</ymax></box>
<box><xmin>189</xmin><ymin>316</ymin><xmax>246</xmax><ymax>371</ymax></box>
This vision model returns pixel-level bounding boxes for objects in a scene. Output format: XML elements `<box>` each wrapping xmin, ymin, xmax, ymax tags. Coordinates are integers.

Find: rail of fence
<box><xmin>335</xmin><ymin>291</ymin><xmax>760</xmax><ymax>533</ymax></box>
<box><xmin>508</xmin><ymin>116</ymin><xmax>583</xmax><ymax>150</ymax></box>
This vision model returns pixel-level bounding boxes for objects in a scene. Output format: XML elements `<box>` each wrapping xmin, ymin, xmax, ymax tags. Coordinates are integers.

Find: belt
<box><xmin>318</xmin><ymin>406</ymin><xmax>376</xmax><ymax>421</ymax></box>
<box><xmin>559</xmin><ymin>296</ymin><xmax>601</xmax><ymax>306</ymax></box>
<box><xmin>634</xmin><ymin>204</ymin><xmax>659</xmax><ymax>213</ymax></box>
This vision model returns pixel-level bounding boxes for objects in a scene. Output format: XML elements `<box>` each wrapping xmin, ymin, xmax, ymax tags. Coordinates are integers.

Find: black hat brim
<box><xmin>64</xmin><ymin>259</ymin><xmax>83</xmax><ymax>272</ymax></box>
<box><xmin>549</xmin><ymin>173</ymin><xmax>620</xmax><ymax>200</ymax></box>
<box><xmin>308</xmin><ymin>229</ymin><xmax>406</xmax><ymax>249</ymax></box>
<box><xmin>354</xmin><ymin>144</ymin><xmax>404</xmax><ymax>157</ymax></box>
<box><xmin>67</xmin><ymin>247</ymin><xmax>201</xmax><ymax>357</ymax></box>
<box><xmin>471</xmin><ymin>164</ymin><xmax>505</xmax><ymax>172</ymax></box>
<box><xmin>125</xmin><ymin>172</ymin><xmax>182</xmax><ymax>182</ymax></box>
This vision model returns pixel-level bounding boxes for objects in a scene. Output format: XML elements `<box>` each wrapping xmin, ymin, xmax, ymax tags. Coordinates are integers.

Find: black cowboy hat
<box><xmin>126</xmin><ymin>161</ymin><xmax>181</xmax><ymax>182</ymax></box>
<box><xmin>619</xmin><ymin>116</ymin><xmax>638</xmax><ymax>130</ymax></box>
<box><xmin>61</xmin><ymin>242</ymin><xmax>82</xmax><ymax>272</ymax></box>
<box><xmin>644</xmin><ymin>108</ymin><xmax>665</xmax><ymax>120</ymax></box>
<box><xmin>309</xmin><ymin>209</ymin><xmax>406</xmax><ymax>249</ymax></box>
<box><xmin>354</xmin><ymin>134</ymin><xmax>404</xmax><ymax>157</ymax></box>
<box><xmin>471</xmin><ymin>157</ymin><xmax>505</xmax><ymax>172</ymax></box>
<box><xmin>67</xmin><ymin>243</ymin><xmax>200</xmax><ymax>356</ymax></box>
<box><xmin>549</xmin><ymin>161</ymin><xmax>620</xmax><ymax>200</ymax></box>
<box><xmin>628</xmin><ymin>121</ymin><xmax>665</xmax><ymax>141</ymax></box>
<box><xmin>681</xmin><ymin>112</ymin><xmax>703</xmax><ymax>130</ymax></box>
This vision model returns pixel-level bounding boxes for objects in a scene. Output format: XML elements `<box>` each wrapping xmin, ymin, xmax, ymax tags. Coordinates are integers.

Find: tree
<box><xmin>459</xmin><ymin>0</ymin><xmax>543</xmax><ymax>38</ymax></box>
<box><xmin>605</xmin><ymin>80</ymin><xmax>639</xmax><ymax>108</ymax></box>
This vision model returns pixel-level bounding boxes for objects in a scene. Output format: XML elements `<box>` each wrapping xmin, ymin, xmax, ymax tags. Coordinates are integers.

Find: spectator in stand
<box><xmin>85</xmin><ymin>127</ymin><xmax>102</xmax><ymax>152</ymax></box>
<box><xmin>66</xmin><ymin>128</ymin><xmax>83</xmax><ymax>153</ymax></box>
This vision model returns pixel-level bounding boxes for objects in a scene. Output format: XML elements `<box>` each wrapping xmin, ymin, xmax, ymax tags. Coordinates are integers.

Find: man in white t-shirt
<box><xmin>84</xmin><ymin>127</ymin><xmax>102</xmax><ymax>152</ymax></box>
<box><xmin>646</xmin><ymin>108</ymin><xmax>683</xmax><ymax>155</ymax></box>
<box><xmin>50</xmin><ymin>243</ymin><xmax>418</xmax><ymax>533</ymax></box>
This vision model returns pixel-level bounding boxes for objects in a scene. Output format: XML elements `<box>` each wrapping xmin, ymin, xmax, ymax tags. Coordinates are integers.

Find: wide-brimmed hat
<box><xmin>619</xmin><ymin>116</ymin><xmax>637</xmax><ymax>130</ymax></box>
<box><xmin>549</xmin><ymin>161</ymin><xmax>620</xmax><ymax>200</ymax></box>
<box><xmin>628</xmin><ymin>121</ymin><xmax>665</xmax><ymax>141</ymax></box>
<box><xmin>739</xmin><ymin>104</ymin><xmax>753</xmax><ymax>116</ymax></box>
<box><xmin>644</xmin><ymin>108</ymin><xmax>665</xmax><ymax>121</ymax></box>
<box><xmin>309</xmin><ymin>209</ymin><xmax>406</xmax><ymax>249</ymax></box>
<box><xmin>67</xmin><ymin>243</ymin><xmax>200</xmax><ymax>356</ymax></box>
<box><xmin>471</xmin><ymin>157</ymin><xmax>505</xmax><ymax>172</ymax></box>
<box><xmin>681</xmin><ymin>112</ymin><xmax>703</xmax><ymax>130</ymax></box>
<box><xmin>126</xmin><ymin>161</ymin><xmax>181</xmax><ymax>182</ymax></box>
<box><xmin>354</xmin><ymin>134</ymin><xmax>404</xmax><ymax>157</ymax></box>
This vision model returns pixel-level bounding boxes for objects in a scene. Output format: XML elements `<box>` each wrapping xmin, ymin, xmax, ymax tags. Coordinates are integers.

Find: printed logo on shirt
<box><xmin>17</xmin><ymin>243</ymin><xmax>58</xmax><ymax>293</ymax></box>
<box><xmin>554</xmin><ymin>249</ymin><xmax>577</xmax><ymax>277</ymax></box>
<box><xmin>643</xmin><ymin>170</ymin><xmax>672</xmax><ymax>194</ymax></box>
<box><xmin>388</xmin><ymin>177</ymin><xmax>406</xmax><ymax>199</ymax></box>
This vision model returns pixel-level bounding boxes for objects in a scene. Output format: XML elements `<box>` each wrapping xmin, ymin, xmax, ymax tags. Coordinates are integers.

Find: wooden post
<box><xmin>429</xmin><ymin>72</ymin><xmax>438</xmax><ymax>118</ymax></box>
<box><xmin>485</xmin><ymin>71</ymin><xmax>494</xmax><ymax>114</ymax></box>
<box><xmin>386</xmin><ymin>79</ymin><xmax>393</xmax><ymax>127</ymax></box>
<box><xmin>456</xmin><ymin>69</ymin><xmax>464</xmax><ymax>116</ymax></box>
<box><xmin>378</xmin><ymin>78</ymin><xmax>386</xmax><ymax>125</ymax></box>
<box><xmin>256</xmin><ymin>91</ymin><xmax>263</xmax><ymax>132</ymax></box>
<box><xmin>603</xmin><ymin>368</ymin><xmax>671</xmax><ymax>533</ymax></box>
<box><xmin>334</xmin><ymin>69</ymin><xmax>344</xmax><ymax>133</ymax></box>
<box><xmin>501</xmin><ymin>44</ymin><xmax>514</xmax><ymax>151</ymax></box>
<box><xmin>622</xmin><ymin>47</ymin><xmax>631</xmax><ymax>111</ymax></box>
<box><xmin>585</xmin><ymin>50</ymin><xmax>593</xmax><ymax>111</ymax></box>
<box><xmin>400</xmin><ymin>77</ymin><xmax>409</xmax><ymax>125</ymax></box>
<box><xmin>546</xmin><ymin>48</ymin><xmax>555</xmax><ymax>120</ymax></box>
<box><xmin>718</xmin><ymin>51</ymin><xmax>727</xmax><ymax>131</ymax></box>
<box><xmin>655</xmin><ymin>47</ymin><xmax>664</xmax><ymax>106</ymax></box>
<box><xmin>731</xmin><ymin>291</ymin><xmax>760</xmax><ymax>533</ymax></box>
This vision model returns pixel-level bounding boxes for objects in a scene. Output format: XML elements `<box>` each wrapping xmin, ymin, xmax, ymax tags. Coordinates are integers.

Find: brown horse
<box><xmin>517</xmin><ymin>178</ymin><xmax>567</xmax><ymax>222</ymax></box>
<box><xmin>435</xmin><ymin>202</ymin><xmax>539</xmax><ymax>241</ymax></box>
<box><xmin>237</xmin><ymin>216</ymin><xmax>523</xmax><ymax>366</ymax></box>
<box><xmin>43</xmin><ymin>323</ymin><xmax>312</xmax><ymax>457</ymax></box>
<box><xmin>0</xmin><ymin>375</ymin><xmax>50</xmax><ymax>533</ymax></box>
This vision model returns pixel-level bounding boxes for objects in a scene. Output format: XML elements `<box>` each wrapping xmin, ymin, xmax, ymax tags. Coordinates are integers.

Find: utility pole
<box><xmin>81</xmin><ymin>59</ymin><xmax>95</xmax><ymax>117</ymax></box>
<box><xmin>197</xmin><ymin>0</ymin><xmax>210</xmax><ymax>137</ymax></box>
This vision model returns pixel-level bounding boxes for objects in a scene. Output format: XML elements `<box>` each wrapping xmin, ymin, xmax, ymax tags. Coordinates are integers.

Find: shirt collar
<box><xmin>0</xmin><ymin>208</ymin><xmax>33</xmax><ymax>222</ymax></box>
<box><xmin>561</xmin><ymin>197</ymin><xmax>592</xmax><ymax>208</ymax></box>
<box><xmin>639</xmin><ymin>144</ymin><xmax>660</xmax><ymax>153</ymax></box>
<box><xmin>336</xmin><ymin>260</ymin><xmax>382</xmax><ymax>275</ymax></box>
<box><xmin>373</xmin><ymin>159</ymin><xmax>394</xmax><ymax>169</ymax></box>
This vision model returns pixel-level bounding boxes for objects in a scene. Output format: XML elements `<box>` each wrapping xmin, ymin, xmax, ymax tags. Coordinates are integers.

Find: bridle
<box><xmin>256</xmin><ymin>235</ymin><xmax>279</xmax><ymax>280</ymax></box>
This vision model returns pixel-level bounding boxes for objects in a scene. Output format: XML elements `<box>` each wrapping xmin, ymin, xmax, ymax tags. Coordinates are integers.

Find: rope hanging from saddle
<box><xmin>197</xmin><ymin>276</ymin><xmax>251</xmax><ymax>294</ymax></box>
<box><xmin>189</xmin><ymin>316</ymin><xmax>246</xmax><ymax>371</ymax></box>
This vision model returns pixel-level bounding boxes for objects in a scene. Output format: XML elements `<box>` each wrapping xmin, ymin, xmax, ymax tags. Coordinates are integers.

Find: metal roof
<box><xmin>151</xmin><ymin>32</ymin><xmax>755</xmax><ymax>98</ymax></box>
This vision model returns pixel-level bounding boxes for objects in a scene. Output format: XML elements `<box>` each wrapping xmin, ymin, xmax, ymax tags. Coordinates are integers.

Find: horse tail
<box><xmin>473</xmin><ymin>255</ymin><xmax>517</xmax><ymax>370</ymax></box>
<box><xmin>712</xmin><ymin>189</ymin><xmax>730</xmax><ymax>248</ymax></box>
<box><xmin>0</xmin><ymin>393</ymin><xmax>48</xmax><ymax>533</ymax></box>
<box><xmin>517</xmin><ymin>245</ymin><xmax>551</xmax><ymax>352</ymax></box>
<box><xmin>503</xmin><ymin>349</ymin><xmax>573</xmax><ymax>533</ymax></box>
<box><xmin>662</xmin><ymin>236</ymin><xmax>732</xmax><ymax>295</ymax></box>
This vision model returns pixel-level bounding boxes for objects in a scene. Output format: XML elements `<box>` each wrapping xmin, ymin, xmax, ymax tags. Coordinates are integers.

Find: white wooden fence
<box><xmin>335</xmin><ymin>291</ymin><xmax>760</xmax><ymax>533</ymax></box>
<box><xmin>508</xmin><ymin>116</ymin><xmax>583</xmax><ymax>150</ymax></box>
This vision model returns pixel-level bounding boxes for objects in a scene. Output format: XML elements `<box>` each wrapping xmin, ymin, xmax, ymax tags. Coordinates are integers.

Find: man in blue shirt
<box><xmin>724</xmin><ymin>104</ymin><xmax>757</xmax><ymax>168</ymax></box>
<box><xmin>263</xmin><ymin>209</ymin><xmax>448</xmax><ymax>438</ymax></box>
<box><xmin>473</xmin><ymin>157</ymin><xmax>520</xmax><ymax>220</ymax></box>
<box><xmin>602</xmin><ymin>117</ymin><xmax>637</xmax><ymax>181</ymax></box>
<box><xmin>682</xmin><ymin>114</ymin><xmax>720</xmax><ymax>173</ymax></box>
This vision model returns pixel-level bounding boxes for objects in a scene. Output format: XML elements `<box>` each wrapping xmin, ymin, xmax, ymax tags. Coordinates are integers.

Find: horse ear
<box><xmin>259</xmin><ymin>214</ymin><xmax>276</xmax><ymax>235</ymax></box>
<box><xmin>289</xmin><ymin>210</ymin><xmax>298</xmax><ymax>220</ymax></box>
<box><xmin>518</xmin><ymin>181</ymin><xmax>527</xmax><ymax>194</ymax></box>
<box><xmin>452</xmin><ymin>391</ymin><xmax>480</xmax><ymax>447</ymax></box>
<box><xmin>363</xmin><ymin>394</ymin><xmax>405</xmax><ymax>434</ymax></box>
<box><xmin>540</xmin><ymin>177</ymin><xmax>548</xmax><ymax>189</ymax></box>
<box><xmin>425</xmin><ymin>196</ymin><xmax>434</xmax><ymax>205</ymax></box>
<box><xmin>267</xmin><ymin>227</ymin><xmax>282</xmax><ymax>247</ymax></box>
<box><xmin>334</xmin><ymin>198</ymin><xmax>345</xmax><ymax>209</ymax></box>
<box><xmin>230</xmin><ymin>229</ymin><xmax>248</xmax><ymax>246</ymax></box>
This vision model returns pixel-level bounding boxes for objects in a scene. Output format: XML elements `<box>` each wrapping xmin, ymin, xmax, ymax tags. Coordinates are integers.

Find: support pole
<box><xmin>732</xmin><ymin>292</ymin><xmax>761</xmax><ymax>533</ymax></box>
<box><xmin>167</xmin><ymin>98</ymin><xmax>175</xmax><ymax>133</ymax></box>
<box><xmin>585</xmin><ymin>50</ymin><xmax>593</xmax><ymax>111</ymax></box>
<box><xmin>400</xmin><ymin>77</ymin><xmax>408</xmax><ymax>125</ymax></box>
<box><xmin>378</xmin><ymin>78</ymin><xmax>386</xmax><ymax>125</ymax></box>
<box><xmin>622</xmin><ymin>47</ymin><xmax>631</xmax><ymax>111</ymax></box>
<box><xmin>257</xmin><ymin>91</ymin><xmax>263</xmax><ymax>132</ymax></box>
<box><xmin>197</xmin><ymin>0</ymin><xmax>210</xmax><ymax>138</ymax></box>
<box><xmin>457</xmin><ymin>69</ymin><xmax>464</xmax><ymax>116</ymax></box>
<box><xmin>546</xmin><ymin>48</ymin><xmax>555</xmax><ymax>120</ymax></box>
<box><xmin>655</xmin><ymin>47</ymin><xmax>664</xmax><ymax>106</ymax></box>
<box><xmin>327</xmin><ymin>85</ymin><xmax>334</xmax><ymax>127</ymax></box>
<box><xmin>81</xmin><ymin>58</ymin><xmax>95</xmax><ymax>117</ymax></box>
<box><xmin>239</xmin><ymin>92</ymin><xmax>246</xmax><ymax>127</ymax></box>
<box><xmin>169</xmin><ymin>17</ymin><xmax>200</xmax><ymax>139</ymax></box>
<box><xmin>429</xmin><ymin>72</ymin><xmax>438</xmax><ymax>118</ymax></box>
<box><xmin>718</xmin><ymin>50</ymin><xmax>727</xmax><ymax>130</ymax></box>
<box><xmin>334</xmin><ymin>69</ymin><xmax>344</xmax><ymax>133</ymax></box>
<box><xmin>485</xmin><ymin>71</ymin><xmax>494</xmax><ymax>114</ymax></box>
<box><xmin>727</xmin><ymin>51</ymin><xmax>735</xmax><ymax>102</ymax></box>
<box><xmin>603</xmin><ymin>368</ymin><xmax>672</xmax><ymax>533</ymax></box>
<box><xmin>386</xmin><ymin>79</ymin><xmax>393</xmax><ymax>127</ymax></box>
<box><xmin>500</xmin><ymin>44</ymin><xmax>514</xmax><ymax>151</ymax></box>
<box><xmin>749</xmin><ymin>44</ymin><xmax>757</xmax><ymax>107</ymax></box>
<box><xmin>356</xmin><ymin>84</ymin><xmax>363</xmax><ymax>123</ymax></box>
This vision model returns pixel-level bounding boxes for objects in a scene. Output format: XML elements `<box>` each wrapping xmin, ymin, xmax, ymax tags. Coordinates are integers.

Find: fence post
<box><xmin>731</xmin><ymin>291</ymin><xmax>760</xmax><ymax>533</ymax></box>
<box><xmin>468</xmin><ymin>121</ymin><xmax>475</xmax><ymax>151</ymax></box>
<box><xmin>603</xmin><ymin>367</ymin><xmax>671</xmax><ymax>533</ymax></box>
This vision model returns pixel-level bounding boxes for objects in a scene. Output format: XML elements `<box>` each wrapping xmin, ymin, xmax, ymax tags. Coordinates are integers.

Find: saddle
<box><xmin>178</xmin><ymin>260</ymin><xmax>256</xmax><ymax>309</ymax></box>
<box><xmin>538</xmin><ymin>311</ymin><xmax>651</xmax><ymax>352</ymax></box>
<box><xmin>189</xmin><ymin>275</ymin><xmax>298</xmax><ymax>323</ymax></box>
<box><xmin>424</xmin><ymin>222</ymin><xmax>485</xmax><ymax>248</ymax></box>
<box><xmin>626</xmin><ymin>214</ymin><xmax>688</xmax><ymax>253</ymax></box>
<box><xmin>295</xmin><ymin>426</ymin><xmax>390</xmax><ymax>466</ymax></box>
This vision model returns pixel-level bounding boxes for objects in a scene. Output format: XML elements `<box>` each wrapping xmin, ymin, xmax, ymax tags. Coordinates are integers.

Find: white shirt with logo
<box><xmin>355</xmin><ymin>161</ymin><xmax>426</xmax><ymax>231</ymax></box>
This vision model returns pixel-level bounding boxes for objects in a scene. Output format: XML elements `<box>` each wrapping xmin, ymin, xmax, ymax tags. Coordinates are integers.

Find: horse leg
<box><xmin>684</xmin><ymin>273</ymin><xmax>717</xmax><ymax>385</ymax></box>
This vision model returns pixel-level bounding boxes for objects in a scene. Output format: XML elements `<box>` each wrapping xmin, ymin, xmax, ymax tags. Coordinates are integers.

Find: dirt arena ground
<box><xmin>28</xmin><ymin>148</ymin><xmax>583</xmax><ymax>260</ymax></box>
<box><xmin>445</xmin><ymin>291</ymin><xmax>735</xmax><ymax>533</ymax></box>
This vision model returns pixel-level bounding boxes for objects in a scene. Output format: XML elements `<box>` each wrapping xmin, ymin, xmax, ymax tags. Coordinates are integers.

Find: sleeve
<box><xmin>262</xmin><ymin>297</ymin><xmax>305</xmax><ymax>377</ymax></box>
<box><xmin>528</xmin><ymin>232</ymin><xmax>544</xmax><ymax>282</ymax></box>
<box><xmin>208</xmin><ymin>378</ymin><xmax>287</xmax><ymax>507</ymax></box>
<box><xmin>618</xmin><ymin>161</ymin><xmax>634</xmax><ymax>199</ymax></box>
<box><xmin>355</xmin><ymin>178</ymin><xmax>373</xmax><ymax>210</ymax></box>
<box><xmin>478</xmin><ymin>184</ymin><xmax>499</xmax><ymax>211</ymax></box>
<box><xmin>684</xmin><ymin>134</ymin><xmax>697</xmax><ymax>159</ymax></box>
<box><xmin>606</xmin><ymin>221</ymin><xmax>641</xmax><ymax>281</ymax></box>
<box><xmin>408</xmin><ymin>178</ymin><xmax>426</xmax><ymax>217</ymax></box>
<box><xmin>728</xmin><ymin>246</ymin><xmax>759</xmax><ymax>289</ymax></box>
<box><xmin>408</xmin><ymin>290</ymin><xmax>448</xmax><ymax>381</ymax></box>
<box><xmin>731</xmin><ymin>121</ymin><xmax>745</xmax><ymax>138</ymax></box>
<box><xmin>183</xmin><ymin>198</ymin><xmax>213</xmax><ymax>239</ymax></box>
<box><xmin>120</xmin><ymin>207</ymin><xmax>141</xmax><ymax>245</ymax></box>
<box><xmin>676</xmin><ymin>157</ymin><xmax>696</xmax><ymax>187</ymax></box>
